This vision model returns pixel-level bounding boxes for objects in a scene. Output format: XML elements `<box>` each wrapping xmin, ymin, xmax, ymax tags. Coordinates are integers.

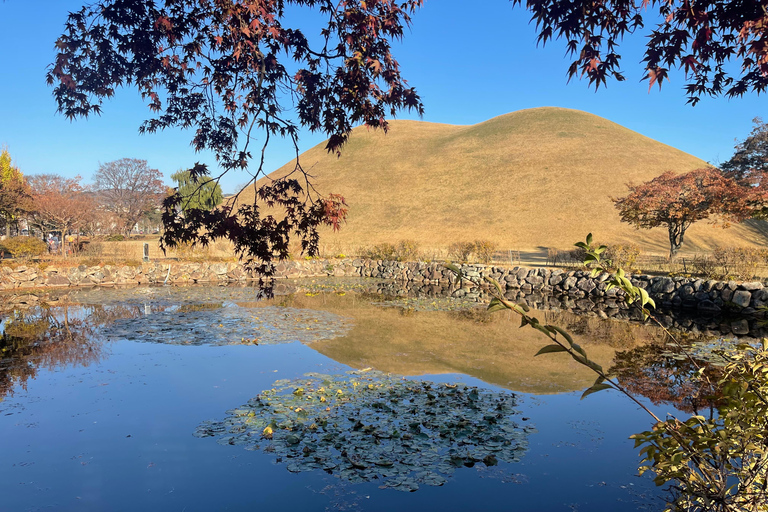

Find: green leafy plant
<box><xmin>631</xmin><ymin>341</ymin><xmax>768</xmax><ymax>512</ymax></box>
<box><xmin>446</xmin><ymin>233</ymin><xmax>768</xmax><ymax>511</ymax></box>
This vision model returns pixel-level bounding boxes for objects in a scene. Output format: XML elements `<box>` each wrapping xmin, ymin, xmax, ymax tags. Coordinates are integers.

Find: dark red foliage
<box><xmin>514</xmin><ymin>0</ymin><xmax>768</xmax><ymax>104</ymax></box>
<box><xmin>47</xmin><ymin>1</ymin><xmax>422</xmax><ymax>290</ymax></box>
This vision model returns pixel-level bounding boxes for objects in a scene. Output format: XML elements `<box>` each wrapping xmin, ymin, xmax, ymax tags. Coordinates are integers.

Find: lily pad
<box><xmin>194</xmin><ymin>370</ymin><xmax>533</xmax><ymax>490</ymax></box>
<box><xmin>101</xmin><ymin>305</ymin><xmax>351</xmax><ymax>346</ymax></box>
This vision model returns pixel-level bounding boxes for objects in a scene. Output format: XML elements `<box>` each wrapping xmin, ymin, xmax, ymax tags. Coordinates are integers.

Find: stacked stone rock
<box><xmin>0</xmin><ymin>259</ymin><xmax>766</xmax><ymax>317</ymax></box>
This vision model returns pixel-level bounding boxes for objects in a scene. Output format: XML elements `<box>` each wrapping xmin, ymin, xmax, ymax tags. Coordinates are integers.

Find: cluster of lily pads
<box><xmin>194</xmin><ymin>370</ymin><xmax>533</xmax><ymax>491</ymax></box>
<box><xmin>102</xmin><ymin>305</ymin><xmax>351</xmax><ymax>346</ymax></box>
<box><xmin>660</xmin><ymin>337</ymin><xmax>752</xmax><ymax>366</ymax></box>
<box><xmin>69</xmin><ymin>285</ymin><xmax>266</xmax><ymax>308</ymax></box>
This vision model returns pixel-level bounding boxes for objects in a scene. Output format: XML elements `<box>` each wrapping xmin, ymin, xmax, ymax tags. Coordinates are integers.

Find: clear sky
<box><xmin>0</xmin><ymin>0</ymin><xmax>764</xmax><ymax>194</ymax></box>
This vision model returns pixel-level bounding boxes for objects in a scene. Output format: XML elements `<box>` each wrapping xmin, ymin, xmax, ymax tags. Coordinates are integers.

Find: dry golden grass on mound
<box><xmin>232</xmin><ymin>107</ymin><xmax>768</xmax><ymax>258</ymax></box>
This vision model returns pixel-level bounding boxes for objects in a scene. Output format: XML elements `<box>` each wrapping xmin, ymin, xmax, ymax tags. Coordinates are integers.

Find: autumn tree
<box><xmin>171</xmin><ymin>165</ymin><xmax>223</xmax><ymax>213</ymax></box>
<box><xmin>47</xmin><ymin>1</ymin><xmax>768</xmax><ymax>286</ymax></box>
<box><xmin>47</xmin><ymin>0</ymin><xmax>421</xmax><ymax>288</ymax></box>
<box><xmin>514</xmin><ymin>0</ymin><xmax>768</xmax><ymax>104</ymax></box>
<box><xmin>0</xmin><ymin>149</ymin><xmax>33</xmax><ymax>237</ymax></box>
<box><xmin>28</xmin><ymin>174</ymin><xmax>95</xmax><ymax>249</ymax></box>
<box><xmin>93</xmin><ymin>159</ymin><xmax>166</xmax><ymax>236</ymax></box>
<box><xmin>613</xmin><ymin>168</ymin><xmax>750</xmax><ymax>258</ymax></box>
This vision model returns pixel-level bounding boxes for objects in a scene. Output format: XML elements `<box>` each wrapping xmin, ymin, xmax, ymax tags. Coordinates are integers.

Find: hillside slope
<box><xmin>237</xmin><ymin>107</ymin><xmax>768</xmax><ymax>254</ymax></box>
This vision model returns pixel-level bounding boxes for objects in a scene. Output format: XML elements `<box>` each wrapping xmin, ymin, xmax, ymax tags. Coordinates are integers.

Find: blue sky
<box><xmin>0</xmin><ymin>0</ymin><xmax>764</xmax><ymax>194</ymax></box>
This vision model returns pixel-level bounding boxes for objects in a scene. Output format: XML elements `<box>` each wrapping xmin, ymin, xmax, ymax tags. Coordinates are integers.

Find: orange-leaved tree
<box><xmin>28</xmin><ymin>174</ymin><xmax>95</xmax><ymax>253</ymax></box>
<box><xmin>613</xmin><ymin>168</ymin><xmax>755</xmax><ymax>258</ymax></box>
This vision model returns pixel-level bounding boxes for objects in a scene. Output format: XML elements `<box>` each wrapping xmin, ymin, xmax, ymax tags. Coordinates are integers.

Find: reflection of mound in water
<box><xmin>103</xmin><ymin>305</ymin><xmax>351</xmax><ymax>346</ymax></box>
<box><xmin>194</xmin><ymin>370</ymin><xmax>535</xmax><ymax>491</ymax></box>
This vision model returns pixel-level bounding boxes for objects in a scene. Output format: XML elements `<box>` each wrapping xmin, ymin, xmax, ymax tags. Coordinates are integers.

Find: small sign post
<box><xmin>143</xmin><ymin>243</ymin><xmax>150</xmax><ymax>262</ymax></box>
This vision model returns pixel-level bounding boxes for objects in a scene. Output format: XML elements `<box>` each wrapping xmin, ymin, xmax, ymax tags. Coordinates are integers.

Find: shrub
<box><xmin>81</xmin><ymin>241</ymin><xmax>103</xmax><ymax>258</ymax></box>
<box><xmin>359</xmin><ymin>241</ymin><xmax>420</xmax><ymax>261</ymax></box>
<box><xmin>3</xmin><ymin>236</ymin><xmax>48</xmax><ymax>259</ymax></box>
<box><xmin>603</xmin><ymin>243</ymin><xmax>641</xmax><ymax>271</ymax></box>
<box><xmin>690</xmin><ymin>247</ymin><xmax>767</xmax><ymax>280</ymax></box>
<box><xmin>394</xmin><ymin>240</ymin><xmax>420</xmax><ymax>261</ymax></box>
<box><xmin>473</xmin><ymin>240</ymin><xmax>497</xmax><ymax>264</ymax></box>
<box><xmin>712</xmin><ymin>246</ymin><xmax>766</xmax><ymax>281</ymax></box>
<box><xmin>105</xmin><ymin>234</ymin><xmax>125</xmax><ymax>242</ymax></box>
<box><xmin>173</xmin><ymin>241</ymin><xmax>210</xmax><ymax>261</ymax></box>
<box><xmin>691</xmin><ymin>253</ymin><xmax>720</xmax><ymax>279</ymax></box>
<box><xmin>360</xmin><ymin>243</ymin><xmax>396</xmax><ymax>261</ymax></box>
<box><xmin>447</xmin><ymin>242</ymin><xmax>474</xmax><ymax>262</ymax></box>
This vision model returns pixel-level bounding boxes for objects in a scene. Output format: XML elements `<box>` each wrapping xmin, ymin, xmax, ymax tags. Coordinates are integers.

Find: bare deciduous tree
<box><xmin>93</xmin><ymin>159</ymin><xmax>165</xmax><ymax>236</ymax></box>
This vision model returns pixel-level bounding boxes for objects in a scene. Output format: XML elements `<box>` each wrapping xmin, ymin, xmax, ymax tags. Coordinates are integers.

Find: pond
<box><xmin>0</xmin><ymin>279</ymin><xmax>742</xmax><ymax>511</ymax></box>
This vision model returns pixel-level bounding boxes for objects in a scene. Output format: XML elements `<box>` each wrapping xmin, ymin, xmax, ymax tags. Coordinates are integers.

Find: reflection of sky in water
<box><xmin>0</xmin><ymin>282</ymin><xmax>712</xmax><ymax>511</ymax></box>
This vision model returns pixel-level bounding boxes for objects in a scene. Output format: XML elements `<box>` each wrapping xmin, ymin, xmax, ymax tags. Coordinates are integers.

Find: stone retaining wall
<box><xmin>1</xmin><ymin>258</ymin><xmax>766</xmax><ymax>316</ymax></box>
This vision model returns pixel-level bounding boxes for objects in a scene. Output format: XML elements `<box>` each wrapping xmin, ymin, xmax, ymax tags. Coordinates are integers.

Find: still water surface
<box><xmin>0</xmin><ymin>280</ymin><xmax>725</xmax><ymax>511</ymax></box>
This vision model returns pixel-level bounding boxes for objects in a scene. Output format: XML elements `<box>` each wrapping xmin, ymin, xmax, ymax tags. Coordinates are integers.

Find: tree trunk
<box><xmin>668</xmin><ymin>222</ymin><xmax>686</xmax><ymax>259</ymax></box>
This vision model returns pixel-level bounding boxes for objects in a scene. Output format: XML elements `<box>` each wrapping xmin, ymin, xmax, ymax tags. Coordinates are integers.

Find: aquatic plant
<box><xmin>102</xmin><ymin>305</ymin><xmax>351</xmax><ymax>346</ymax></box>
<box><xmin>194</xmin><ymin>370</ymin><xmax>533</xmax><ymax>492</ymax></box>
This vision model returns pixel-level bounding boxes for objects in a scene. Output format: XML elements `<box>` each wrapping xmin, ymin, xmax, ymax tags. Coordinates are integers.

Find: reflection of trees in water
<box><xmin>539</xmin><ymin>309</ymin><xmax>725</xmax><ymax>413</ymax></box>
<box><xmin>0</xmin><ymin>303</ymin><xmax>141</xmax><ymax>400</ymax></box>
<box><xmin>609</xmin><ymin>337</ymin><xmax>724</xmax><ymax>415</ymax></box>
<box><xmin>542</xmin><ymin>309</ymin><xmax>667</xmax><ymax>348</ymax></box>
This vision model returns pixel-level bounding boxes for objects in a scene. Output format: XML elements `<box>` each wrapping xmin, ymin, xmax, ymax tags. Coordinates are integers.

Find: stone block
<box><xmin>731</xmin><ymin>290</ymin><xmax>752</xmax><ymax>308</ymax></box>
